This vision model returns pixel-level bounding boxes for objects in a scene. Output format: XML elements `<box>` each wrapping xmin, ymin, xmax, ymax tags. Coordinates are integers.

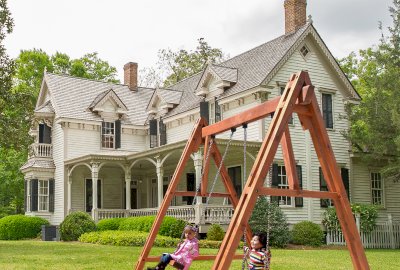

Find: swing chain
<box><xmin>205</xmin><ymin>130</ymin><xmax>235</xmax><ymax>206</ymax></box>
<box><xmin>242</xmin><ymin>125</ymin><xmax>248</xmax><ymax>270</ymax></box>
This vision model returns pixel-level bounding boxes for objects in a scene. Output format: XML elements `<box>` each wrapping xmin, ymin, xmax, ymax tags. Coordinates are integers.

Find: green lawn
<box><xmin>0</xmin><ymin>240</ymin><xmax>399</xmax><ymax>269</ymax></box>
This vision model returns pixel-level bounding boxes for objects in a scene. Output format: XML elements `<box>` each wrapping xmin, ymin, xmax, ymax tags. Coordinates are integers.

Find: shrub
<box><xmin>322</xmin><ymin>204</ymin><xmax>378</xmax><ymax>233</ymax></box>
<box><xmin>97</xmin><ymin>218</ymin><xmax>125</xmax><ymax>231</ymax></box>
<box><xmin>206</xmin><ymin>224</ymin><xmax>225</xmax><ymax>241</ymax></box>
<box><xmin>0</xmin><ymin>215</ymin><xmax>49</xmax><ymax>240</ymax></box>
<box><xmin>291</xmin><ymin>221</ymin><xmax>324</xmax><ymax>247</ymax></box>
<box><xmin>79</xmin><ymin>230</ymin><xmax>222</xmax><ymax>248</ymax></box>
<box><xmin>0</xmin><ymin>206</ymin><xmax>16</xmax><ymax>219</ymax></box>
<box><xmin>60</xmin><ymin>211</ymin><xmax>96</xmax><ymax>241</ymax></box>
<box><xmin>250</xmin><ymin>196</ymin><xmax>290</xmax><ymax>247</ymax></box>
<box><xmin>118</xmin><ymin>216</ymin><xmax>186</xmax><ymax>238</ymax></box>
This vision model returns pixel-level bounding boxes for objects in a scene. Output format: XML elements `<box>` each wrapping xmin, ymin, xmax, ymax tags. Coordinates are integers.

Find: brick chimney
<box><xmin>284</xmin><ymin>0</ymin><xmax>307</xmax><ymax>34</ymax></box>
<box><xmin>124</xmin><ymin>62</ymin><xmax>138</xmax><ymax>91</ymax></box>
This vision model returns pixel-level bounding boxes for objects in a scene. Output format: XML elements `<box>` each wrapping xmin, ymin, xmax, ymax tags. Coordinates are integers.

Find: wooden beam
<box><xmin>280</xmin><ymin>127</ymin><xmax>299</xmax><ymax>190</ymax></box>
<box><xmin>174</xmin><ymin>191</ymin><xmax>231</xmax><ymax>198</ymax></box>
<box><xmin>258</xmin><ymin>187</ymin><xmax>339</xmax><ymax>199</ymax></box>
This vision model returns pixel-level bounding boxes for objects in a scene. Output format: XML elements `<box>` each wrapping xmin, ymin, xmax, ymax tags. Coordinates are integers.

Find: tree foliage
<box><xmin>139</xmin><ymin>38</ymin><xmax>227</xmax><ymax>87</ymax></box>
<box><xmin>342</xmin><ymin>0</ymin><xmax>400</xmax><ymax>181</ymax></box>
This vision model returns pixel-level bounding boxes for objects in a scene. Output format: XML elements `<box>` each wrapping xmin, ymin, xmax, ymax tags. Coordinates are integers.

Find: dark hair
<box><xmin>253</xmin><ymin>232</ymin><xmax>268</xmax><ymax>249</ymax></box>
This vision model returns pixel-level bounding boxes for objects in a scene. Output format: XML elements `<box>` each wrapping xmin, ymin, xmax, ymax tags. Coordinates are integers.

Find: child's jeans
<box><xmin>160</xmin><ymin>253</ymin><xmax>172</xmax><ymax>264</ymax></box>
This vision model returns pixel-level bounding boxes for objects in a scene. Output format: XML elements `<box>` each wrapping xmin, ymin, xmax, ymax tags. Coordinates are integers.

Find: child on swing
<box><xmin>244</xmin><ymin>232</ymin><xmax>271</xmax><ymax>270</ymax></box>
<box><xmin>147</xmin><ymin>225</ymin><xmax>199</xmax><ymax>270</ymax></box>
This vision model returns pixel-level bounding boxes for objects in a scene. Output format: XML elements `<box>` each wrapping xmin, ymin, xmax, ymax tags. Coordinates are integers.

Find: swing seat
<box><xmin>169</xmin><ymin>260</ymin><xmax>184</xmax><ymax>269</ymax></box>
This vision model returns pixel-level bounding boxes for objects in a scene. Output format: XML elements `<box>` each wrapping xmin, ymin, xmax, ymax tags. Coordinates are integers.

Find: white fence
<box><xmin>326</xmin><ymin>214</ymin><xmax>400</xmax><ymax>249</ymax></box>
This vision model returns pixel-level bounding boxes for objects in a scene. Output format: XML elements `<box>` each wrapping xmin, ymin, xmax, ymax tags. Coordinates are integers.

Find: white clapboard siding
<box><xmin>121</xmin><ymin>132</ymin><xmax>147</xmax><ymax>152</ymax></box>
<box><xmin>52</xmin><ymin>122</ymin><xmax>65</xmax><ymax>224</ymax></box>
<box><xmin>167</xmin><ymin>121</ymin><xmax>195</xmax><ymax>144</ymax></box>
<box><xmin>66</xmin><ymin>127</ymin><xmax>101</xmax><ymax>159</ymax></box>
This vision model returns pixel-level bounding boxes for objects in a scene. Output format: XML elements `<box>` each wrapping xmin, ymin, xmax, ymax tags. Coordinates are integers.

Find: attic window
<box><xmin>300</xmin><ymin>45</ymin><xmax>310</xmax><ymax>58</ymax></box>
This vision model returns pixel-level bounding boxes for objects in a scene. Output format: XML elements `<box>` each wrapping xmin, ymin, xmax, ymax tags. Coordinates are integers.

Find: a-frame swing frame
<box><xmin>135</xmin><ymin>71</ymin><xmax>370</xmax><ymax>270</ymax></box>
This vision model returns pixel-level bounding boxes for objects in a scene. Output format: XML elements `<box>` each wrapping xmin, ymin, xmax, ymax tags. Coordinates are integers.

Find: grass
<box><xmin>0</xmin><ymin>240</ymin><xmax>400</xmax><ymax>269</ymax></box>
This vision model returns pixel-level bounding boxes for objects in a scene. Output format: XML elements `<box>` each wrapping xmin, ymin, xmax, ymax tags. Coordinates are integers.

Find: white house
<box><xmin>21</xmin><ymin>0</ymin><xmax>399</xmax><ymax>228</ymax></box>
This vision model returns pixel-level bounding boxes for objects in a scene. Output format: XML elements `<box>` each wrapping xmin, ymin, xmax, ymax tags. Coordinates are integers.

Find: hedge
<box><xmin>79</xmin><ymin>230</ymin><xmax>223</xmax><ymax>249</ymax></box>
<box><xmin>0</xmin><ymin>215</ymin><xmax>49</xmax><ymax>240</ymax></box>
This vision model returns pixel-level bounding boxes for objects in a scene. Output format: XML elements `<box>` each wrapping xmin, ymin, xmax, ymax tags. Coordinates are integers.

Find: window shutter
<box><xmin>49</xmin><ymin>179</ymin><xmax>55</xmax><ymax>212</ymax></box>
<box><xmin>320</xmin><ymin>167</ymin><xmax>329</xmax><ymax>208</ymax></box>
<box><xmin>159</xmin><ymin>119</ymin><xmax>167</xmax><ymax>146</ymax></box>
<box><xmin>200</xmin><ymin>101</ymin><xmax>209</xmax><ymax>124</ymax></box>
<box><xmin>295</xmin><ymin>165</ymin><xmax>303</xmax><ymax>207</ymax></box>
<box><xmin>31</xmin><ymin>179</ymin><xmax>38</xmax><ymax>212</ymax></box>
<box><xmin>270</xmin><ymin>164</ymin><xmax>279</xmax><ymax>204</ymax></box>
<box><xmin>149</xmin><ymin>119</ymin><xmax>158</xmax><ymax>148</ymax></box>
<box><xmin>39</xmin><ymin>124</ymin><xmax>44</xmax><ymax>143</ymax></box>
<box><xmin>115</xmin><ymin>120</ymin><xmax>121</xmax><ymax>149</ymax></box>
<box><xmin>24</xmin><ymin>180</ymin><xmax>28</xmax><ymax>212</ymax></box>
<box><xmin>341</xmin><ymin>168</ymin><xmax>350</xmax><ymax>199</ymax></box>
<box><xmin>215</xmin><ymin>100</ymin><xmax>221</xmax><ymax>122</ymax></box>
<box><xmin>43</xmin><ymin>124</ymin><xmax>51</xmax><ymax>144</ymax></box>
<box><xmin>322</xmin><ymin>94</ymin><xmax>333</xmax><ymax>129</ymax></box>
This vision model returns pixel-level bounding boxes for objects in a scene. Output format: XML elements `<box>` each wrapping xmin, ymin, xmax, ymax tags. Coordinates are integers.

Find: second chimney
<box><xmin>124</xmin><ymin>62</ymin><xmax>138</xmax><ymax>91</ymax></box>
<box><xmin>284</xmin><ymin>0</ymin><xmax>307</xmax><ymax>34</ymax></box>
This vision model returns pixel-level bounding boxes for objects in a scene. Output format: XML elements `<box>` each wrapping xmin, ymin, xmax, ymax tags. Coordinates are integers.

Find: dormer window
<box><xmin>101</xmin><ymin>120</ymin><xmax>121</xmax><ymax>149</ymax></box>
<box><xmin>149</xmin><ymin>119</ymin><xmax>167</xmax><ymax>148</ymax></box>
<box><xmin>300</xmin><ymin>45</ymin><xmax>310</xmax><ymax>58</ymax></box>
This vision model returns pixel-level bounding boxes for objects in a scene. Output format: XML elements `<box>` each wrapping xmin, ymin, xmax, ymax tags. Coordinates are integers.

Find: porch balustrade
<box><xmin>29</xmin><ymin>143</ymin><xmax>53</xmax><ymax>158</ymax></box>
<box><xmin>94</xmin><ymin>205</ymin><xmax>234</xmax><ymax>225</ymax></box>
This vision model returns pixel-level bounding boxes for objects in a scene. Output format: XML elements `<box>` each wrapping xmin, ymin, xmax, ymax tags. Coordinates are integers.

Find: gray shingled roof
<box><xmin>157</xmin><ymin>88</ymin><xmax>183</xmax><ymax>104</ymax></box>
<box><xmin>44</xmin><ymin>74</ymin><xmax>154</xmax><ymax>125</ymax></box>
<box><xmin>35</xmin><ymin>100</ymin><xmax>54</xmax><ymax>114</ymax></box>
<box><xmin>210</xmin><ymin>65</ymin><xmax>238</xmax><ymax>83</ymax></box>
<box><xmin>165</xmin><ymin>23</ymin><xmax>310</xmax><ymax>118</ymax></box>
<box><xmin>20</xmin><ymin>159</ymin><xmax>55</xmax><ymax>171</ymax></box>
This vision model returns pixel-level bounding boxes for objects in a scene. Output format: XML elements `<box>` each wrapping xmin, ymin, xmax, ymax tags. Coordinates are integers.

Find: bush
<box><xmin>322</xmin><ymin>204</ymin><xmax>378</xmax><ymax>233</ymax></box>
<box><xmin>97</xmin><ymin>218</ymin><xmax>125</xmax><ymax>231</ymax></box>
<box><xmin>60</xmin><ymin>211</ymin><xmax>96</xmax><ymax>241</ymax></box>
<box><xmin>0</xmin><ymin>206</ymin><xmax>16</xmax><ymax>219</ymax></box>
<box><xmin>291</xmin><ymin>221</ymin><xmax>324</xmax><ymax>247</ymax></box>
<box><xmin>79</xmin><ymin>230</ymin><xmax>222</xmax><ymax>248</ymax></box>
<box><xmin>250</xmin><ymin>197</ymin><xmax>290</xmax><ymax>247</ymax></box>
<box><xmin>0</xmin><ymin>215</ymin><xmax>49</xmax><ymax>240</ymax></box>
<box><xmin>118</xmin><ymin>216</ymin><xmax>186</xmax><ymax>238</ymax></box>
<box><xmin>206</xmin><ymin>224</ymin><xmax>225</xmax><ymax>241</ymax></box>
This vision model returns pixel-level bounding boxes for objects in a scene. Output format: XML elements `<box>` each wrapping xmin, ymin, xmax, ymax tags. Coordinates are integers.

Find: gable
<box><xmin>88</xmin><ymin>89</ymin><xmax>128</xmax><ymax>115</ymax></box>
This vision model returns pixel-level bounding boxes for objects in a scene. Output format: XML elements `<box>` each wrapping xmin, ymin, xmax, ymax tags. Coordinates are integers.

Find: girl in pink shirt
<box><xmin>147</xmin><ymin>225</ymin><xmax>199</xmax><ymax>270</ymax></box>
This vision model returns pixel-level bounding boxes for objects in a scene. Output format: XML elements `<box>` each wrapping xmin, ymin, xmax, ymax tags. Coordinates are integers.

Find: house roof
<box><xmin>36</xmin><ymin>22</ymin><xmax>359</xmax><ymax>125</ymax></box>
<box><xmin>41</xmin><ymin>73</ymin><xmax>155</xmax><ymax>125</ymax></box>
<box><xmin>35</xmin><ymin>100</ymin><xmax>54</xmax><ymax>114</ymax></box>
<box><xmin>20</xmin><ymin>159</ymin><xmax>55</xmax><ymax>171</ymax></box>
<box><xmin>88</xmin><ymin>88</ymin><xmax>128</xmax><ymax>112</ymax></box>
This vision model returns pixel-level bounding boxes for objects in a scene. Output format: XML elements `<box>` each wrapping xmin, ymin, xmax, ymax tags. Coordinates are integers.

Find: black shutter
<box><xmin>159</xmin><ymin>119</ymin><xmax>167</xmax><ymax>146</ymax></box>
<box><xmin>215</xmin><ymin>100</ymin><xmax>221</xmax><ymax>122</ymax></box>
<box><xmin>149</xmin><ymin>119</ymin><xmax>158</xmax><ymax>148</ymax></box>
<box><xmin>24</xmin><ymin>180</ymin><xmax>27</xmax><ymax>212</ymax></box>
<box><xmin>39</xmin><ymin>124</ymin><xmax>44</xmax><ymax>143</ymax></box>
<box><xmin>295</xmin><ymin>165</ymin><xmax>303</xmax><ymax>207</ymax></box>
<box><xmin>322</xmin><ymin>94</ymin><xmax>333</xmax><ymax>129</ymax></box>
<box><xmin>341</xmin><ymin>168</ymin><xmax>350</xmax><ymax>199</ymax></box>
<box><xmin>320</xmin><ymin>167</ymin><xmax>329</xmax><ymax>208</ymax></box>
<box><xmin>200</xmin><ymin>101</ymin><xmax>209</xmax><ymax>124</ymax></box>
<box><xmin>31</xmin><ymin>179</ymin><xmax>38</xmax><ymax>212</ymax></box>
<box><xmin>115</xmin><ymin>120</ymin><xmax>121</xmax><ymax>149</ymax></box>
<box><xmin>270</xmin><ymin>164</ymin><xmax>279</xmax><ymax>204</ymax></box>
<box><xmin>49</xmin><ymin>179</ymin><xmax>55</xmax><ymax>212</ymax></box>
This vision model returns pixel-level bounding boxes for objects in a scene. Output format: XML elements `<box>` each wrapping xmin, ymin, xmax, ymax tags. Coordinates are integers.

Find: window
<box><xmin>371</xmin><ymin>172</ymin><xmax>383</xmax><ymax>205</ymax></box>
<box><xmin>39</xmin><ymin>123</ymin><xmax>52</xmax><ymax>144</ymax></box>
<box><xmin>280</xmin><ymin>87</ymin><xmax>293</xmax><ymax>124</ymax></box>
<box><xmin>271</xmin><ymin>164</ymin><xmax>303</xmax><ymax>207</ymax></box>
<box><xmin>300</xmin><ymin>45</ymin><xmax>310</xmax><ymax>58</ymax></box>
<box><xmin>102</xmin><ymin>122</ymin><xmax>115</xmax><ymax>148</ymax></box>
<box><xmin>228</xmin><ymin>166</ymin><xmax>242</xmax><ymax>196</ymax></box>
<box><xmin>149</xmin><ymin>119</ymin><xmax>167</xmax><ymax>148</ymax></box>
<box><xmin>320</xmin><ymin>167</ymin><xmax>350</xmax><ymax>207</ymax></box>
<box><xmin>38</xmin><ymin>180</ymin><xmax>49</xmax><ymax>211</ymax></box>
<box><xmin>322</xmin><ymin>93</ymin><xmax>333</xmax><ymax>129</ymax></box>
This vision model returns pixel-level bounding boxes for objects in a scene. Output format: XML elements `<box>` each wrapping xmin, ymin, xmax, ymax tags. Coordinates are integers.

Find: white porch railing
<box><xmin>94</xmin><ymin>204</ymin><xmax>234</xmax><ymax>225</ymax></box>
<box><xmin>29</xmin><ymin>143</ymin><xmax>53</xmax><ymax>158</ymax></box>
<box><xmin>326</xmin><ymin>214</ymin><xmax>400</xmax><ymax>249</ymax></box>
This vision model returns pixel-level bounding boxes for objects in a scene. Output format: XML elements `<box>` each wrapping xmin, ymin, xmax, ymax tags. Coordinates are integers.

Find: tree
<box><xmin>139</xmin><ymin>38</ymin><xmax>227</xmax><ymax>88</ymax></box>
<box><xmin>343</xmin><ymin>0</ymin><xmax>400</xmax><ymax>181</ymax></box>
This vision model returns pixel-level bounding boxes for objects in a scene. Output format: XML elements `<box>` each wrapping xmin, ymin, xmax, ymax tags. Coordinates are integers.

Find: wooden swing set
<box><xmin>134</xmin><ymin>71</ymin><xmax>370</xmax><ymax>270</ymax></box>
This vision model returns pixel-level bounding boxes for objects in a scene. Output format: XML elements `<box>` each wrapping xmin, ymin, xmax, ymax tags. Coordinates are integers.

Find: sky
<box><xmin>4</xmin><ymin>0</ymin><xmax>394</xmax><ymax>82</ymax></box>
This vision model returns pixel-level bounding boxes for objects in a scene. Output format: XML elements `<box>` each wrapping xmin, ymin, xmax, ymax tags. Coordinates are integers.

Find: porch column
<box><xmin>193</xmin><ymin>151</ymin><xmax>203</xmax><ymax>205</ymax></box>
<box><xmin>91</xmin><ymin>162</ymin><xmax>99</xmax><ymax>220</ymax></box>
<box><xmin>156</xmin><ymin>157</ymin><xmax>164</xmax><ymax>207</ymax></box>
<box><xmin>67</xmin><ymin>175</ymin><xmax>72</xmax><ymax>214</ymax></box>
<box><xmin>125</xmin><ymin>170</ymin><xmax>131</xmax><ymax>210</ymax></box>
